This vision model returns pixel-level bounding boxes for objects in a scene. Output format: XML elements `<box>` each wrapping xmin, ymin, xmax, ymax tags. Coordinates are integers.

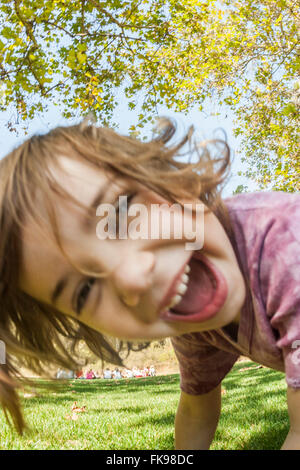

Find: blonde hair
<box><xmin>0</xmin><ymin>117</ymin><xmax>231</xmax><ymax>433</ymax></box>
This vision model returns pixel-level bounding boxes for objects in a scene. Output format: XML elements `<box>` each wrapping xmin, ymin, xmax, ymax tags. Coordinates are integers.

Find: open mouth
<box><xmin>159</xmin><ymin>251</ymin><xmax>228</xmax><ymax>323</ymax></box>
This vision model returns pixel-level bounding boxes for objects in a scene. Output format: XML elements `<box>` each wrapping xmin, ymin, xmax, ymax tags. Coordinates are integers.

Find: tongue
<box><xmin>172</xmin><ymin>257</ymin><xmax>215</xmax><ymax>315</ymax></box>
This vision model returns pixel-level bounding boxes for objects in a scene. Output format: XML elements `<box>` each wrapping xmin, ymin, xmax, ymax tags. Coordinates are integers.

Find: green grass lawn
<box><xmin>0</xmin><ymin>361</ymin><xmax>289</xmax><ymax>450</ymax></box>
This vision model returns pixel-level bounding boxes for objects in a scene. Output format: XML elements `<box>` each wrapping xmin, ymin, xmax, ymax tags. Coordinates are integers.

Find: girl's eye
<box><xmin>74</xmin><ymin>278</ymin><xmax>95</xmax><ymax>315</ymax></box>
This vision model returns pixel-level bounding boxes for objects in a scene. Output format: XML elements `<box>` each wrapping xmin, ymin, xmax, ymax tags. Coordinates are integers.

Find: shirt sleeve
<box><xmin>280</xmin><ymin>342</ymin><xmax>300</xmax><ymax>388</ymax></box>
<box><xmin>272</xmin><ymin>314</ymin><xmax>300</xmax><ymax>389</ymax></box>
<box><xmin>171</xmin><ymin>332</ymin><xmax>239</xmax><ymax>395</ymax></box>
<box><xmin>261</xmin><ymin>199</ymin><xmax>300</xmax><ymax>388</ymax></box>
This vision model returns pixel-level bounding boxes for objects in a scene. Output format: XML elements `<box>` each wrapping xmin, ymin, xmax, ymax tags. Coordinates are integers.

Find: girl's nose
<box><xmin>111</xmin><ymin>251</ymin><xmax>155</xmax><ymax>307</ymax></box>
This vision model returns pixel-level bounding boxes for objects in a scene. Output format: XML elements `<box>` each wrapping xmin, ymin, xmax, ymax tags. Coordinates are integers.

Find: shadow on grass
<box><xmin>91</xmin><ymin>405</ymin><xmax>148</xmax><ymax>415</ymax></box>
<box><xmin>21</xmin><ymin>374</ymin><xmax>180</xmax><ymax>410</ymax></box>
<box><xmin>136</xmin><ymin>410</ymin><xmax>175</xmax><ymax>427</ymax></box>
<box><xmin>218</xmin><ymin>361</ymin><xmax>289</xmax><ymax>450</ymax></box>
<box><xmin>72</xmin><ymin>374</ymin><xmax>180</xmax><ymax>392</ymax></box>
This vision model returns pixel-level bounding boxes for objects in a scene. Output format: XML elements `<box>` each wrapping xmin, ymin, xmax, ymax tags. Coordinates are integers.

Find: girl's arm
<box><xmin>175</xmin><ymin>385</ymin><xmax>221</xmax><ymax>450</ymax></box>
<box><xmin>281</xmin><ymin>386</ymin><xmax>300</xmax><ymax>450</ymax></box>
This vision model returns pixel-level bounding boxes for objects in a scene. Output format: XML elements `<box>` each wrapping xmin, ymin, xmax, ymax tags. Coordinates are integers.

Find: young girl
<box><xmin>0</xmin><ymin>117</ymin><xmax>299</xmax><ymax>449</ymax></box>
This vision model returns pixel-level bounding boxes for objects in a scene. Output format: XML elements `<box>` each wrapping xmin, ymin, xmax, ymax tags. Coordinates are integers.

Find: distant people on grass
<box><xmin>132</xmin><ymin>367</ymin><xmax>142</xmax><ymax>377</ymax></box>
<box><xmin>75</xmin><ymin>369</ymin><xmax>84</xmax><ymax>379</ymax></box>
<box><xmin>85</xmin><ymin>369</ymin><xmax>96</xmax><ymax>379</ymax></box>
<box><xmin>112</xmin><ymin>368</ymin><xmax>122</xmax><ymax>379</ymax></box>
<box><xmin>125</xmin><ymin>368</ymin><xmax>133</xmax><ymax>378</ymax></box>
<box><xmin>56</xmin><ymin>369</ymin><xmax>75</xmax><ymax>379</ymax></box>
<box><xmin>103</xmin><ymin>368</ymin><xmax>112</xmax><ymax>379</ymax></box>
<box><xmin>78</xmin><ymin>365</ymin><xmax>157</xmax><ymax>380</ymax></box>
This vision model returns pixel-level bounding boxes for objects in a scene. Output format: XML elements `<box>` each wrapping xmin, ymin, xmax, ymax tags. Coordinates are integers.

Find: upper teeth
<box><xmin>184</xmin><ymin>264</ymin><xmax>190</xmax><ymax>274</ymax></box>
<box><xmin>165</xmin><ymin>264</ymin><xmax>190</xmax><ymax>311</ymax></box>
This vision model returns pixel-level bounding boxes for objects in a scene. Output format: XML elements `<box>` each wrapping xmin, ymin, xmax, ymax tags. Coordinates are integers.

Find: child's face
<box><xmin>19</xmin><ymin>156</ymin><xmax>246</xmax><ymax>341</ymax></box>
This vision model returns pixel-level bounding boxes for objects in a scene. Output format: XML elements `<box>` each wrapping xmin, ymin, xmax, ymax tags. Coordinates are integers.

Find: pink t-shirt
<box><xmin>171</xmin><ymin>191</ymin><xmax>300</xmax><ymax>394</ymax></box>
